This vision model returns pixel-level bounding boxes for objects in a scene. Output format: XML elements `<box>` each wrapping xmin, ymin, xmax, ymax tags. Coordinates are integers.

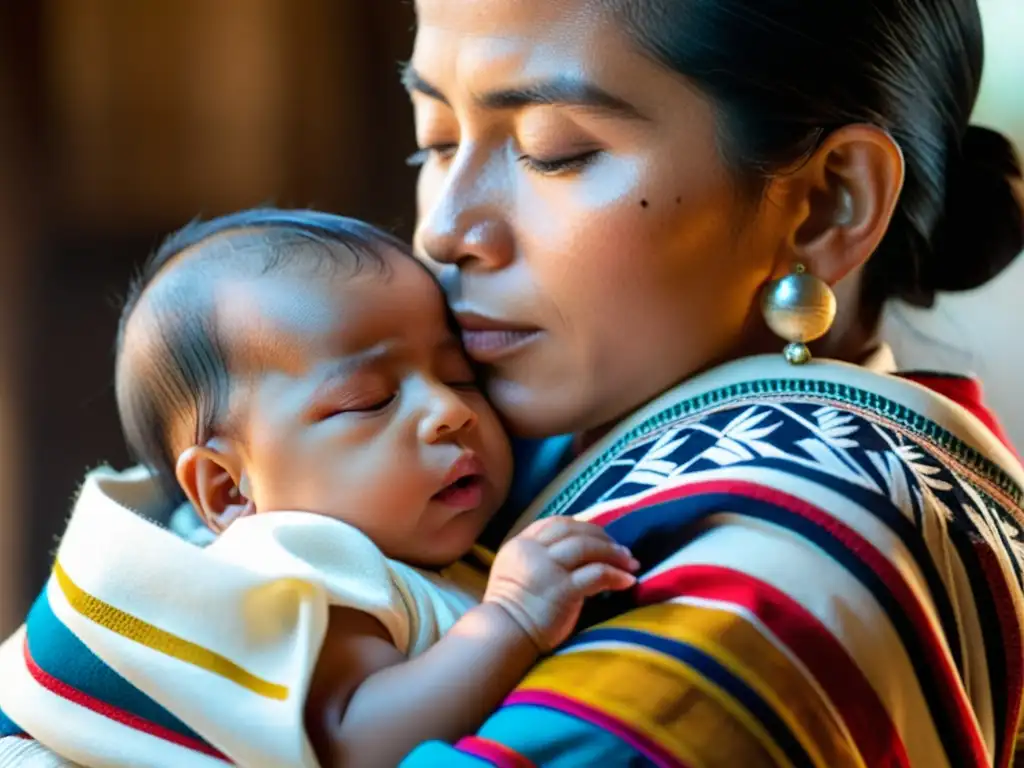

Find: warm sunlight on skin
<box><xmin>162</xmin><ymin>243</ymin><xmax>513</xmax><ymax>567</ymax></box>
<box><xmin>408</xmin><ymin>0</ymin><xmax>784</xmax><ymax>437</ymax></box>
<box><xmin>407</xmin><ymin>0</ymin><xmax>905</xmax><ymax>440</ymax></box>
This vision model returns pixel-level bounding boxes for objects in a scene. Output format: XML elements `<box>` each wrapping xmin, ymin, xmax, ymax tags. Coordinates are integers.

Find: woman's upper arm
<box><xmin>627</xmin><ymin>515</ymin><xmax>929</xmax><ymax>766</ymax></box>
<box><xmin>400</xmin><ymin>490</ymin><xmax>1009</xmax><ymax>768</ymax></box>
<box><xmin>509</xmin><ymin>508</ymin><xmax>984</xmax><ymax>768</ymax></box>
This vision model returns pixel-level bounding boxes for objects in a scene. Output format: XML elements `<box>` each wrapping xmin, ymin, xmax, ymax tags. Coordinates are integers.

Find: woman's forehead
<box><xmin>412</xmin><ymin>0</ymin><xmax>621</xmax><ymax>79</ymax></box>
<box><xmin>415</xmin><ymin>0</ymin><xmax>603</xmax><ymax>37</ymax></box>
<box><xmin>409</xmin><ymin>0</ymin><xmax>671</xmax><ymax>114</ymax></box>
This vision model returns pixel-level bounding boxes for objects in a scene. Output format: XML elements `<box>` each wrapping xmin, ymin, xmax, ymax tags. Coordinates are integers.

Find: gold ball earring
<box><xmin>761</xmin><ymin>264</ymin><xmax>837</xmax><ymax>365</ymax></box>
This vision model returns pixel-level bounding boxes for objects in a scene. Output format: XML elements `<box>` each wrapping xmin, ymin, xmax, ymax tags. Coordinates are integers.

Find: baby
<box><xmin>114</xmin><ymin>208</ymin><xmax>638</xmax><ymax>767</ymax></box>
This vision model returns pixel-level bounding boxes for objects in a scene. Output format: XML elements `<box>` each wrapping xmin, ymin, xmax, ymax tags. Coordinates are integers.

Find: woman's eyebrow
<box><xmin>402</xmin><ymin>62</ymin><xmax>451</xmax><ymax>104</ymax></box>
<box><xmin>401</xmin><ymin>63</ymin><xmax>649</xmax><ymax>121</ymax></box>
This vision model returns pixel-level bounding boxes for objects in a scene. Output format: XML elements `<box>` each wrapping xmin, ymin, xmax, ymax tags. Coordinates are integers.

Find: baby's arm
<box><xmin>305</xmin><ymin>603</ymin><xmax>537</xmax><ymax>768</ymax></box>
<box><xmin>305</xmin><ymin>519</ymin><xmax>637</xmax><ymax>768</ymax></box>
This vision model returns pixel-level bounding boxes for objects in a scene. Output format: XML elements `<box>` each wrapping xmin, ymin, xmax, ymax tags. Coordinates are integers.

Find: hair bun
<box><xmin>923</xmin><ymin>125</ymin><xmax>1024</xmax><ymax>294</ymax></box>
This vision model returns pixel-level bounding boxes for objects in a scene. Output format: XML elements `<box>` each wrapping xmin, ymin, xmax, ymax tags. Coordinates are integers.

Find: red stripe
<box><xmin>454</xmin><ymin>737</ymin><xmax>536</xmax><ymax>768</ymax></box>
<box><xmin>637</xmin><ymin>564</ymin><xmax>910</xmax><ymax>768</ymax></box>
<box><xmin>21</xmin><ymin>638</ymin><xmax>228</xmax><ymax>762</ymax></box>
<box><xmin>504</xmin><ymin>690</ymin><xmax>690</xmax><ymax>768</ymax></box>
<box><xmin>592</xmin><ymin>477</ymin><xmax>989</xmax><ymax>765</ymax></box>
<box><xmin>454</xmin><ymin>736</ymin><xmax>536</xmax><ymax>768</ymax></box>
<box><xmin>970</xmin><ymin>542</ymin><xmax>1024</xmax><ymax>768</ymax></box>
<box><xmin>900</xmin><ymin>374</ymin><xmax>1020</xmax><ymax>460</ymax></box>
<box><xmin>588</xmin><ymin>480</ymin><xmax>709</xmax><ymax>528</ymax></box>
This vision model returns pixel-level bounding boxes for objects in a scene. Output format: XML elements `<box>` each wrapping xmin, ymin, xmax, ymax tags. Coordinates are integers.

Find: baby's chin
<box><xmin>399</xmin><ymin>509</ymin><xmax>496</xmax><ymax>570</ymax></box>
<box><xmin>397</xmin><ymin>541</ymin><xmax>475</xmax><ymax>571</ymax></box>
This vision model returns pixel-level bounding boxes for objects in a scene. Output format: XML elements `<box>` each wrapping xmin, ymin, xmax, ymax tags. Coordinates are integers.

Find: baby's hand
<box><xmin>483</xmin><ymin>518</ymin><xmax>639</xmax><ymax>652</ymax></box>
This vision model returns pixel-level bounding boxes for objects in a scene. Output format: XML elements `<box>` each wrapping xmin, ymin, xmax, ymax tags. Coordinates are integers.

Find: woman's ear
<box><xmin>176</xmin><ymin>439</ymin><xmax>255</xmax><ymax>533</ymax></box>
<box><xmin>784</xmin><ymin>124</ymin><xmax>905</xmax><ymax>283</ymax></box>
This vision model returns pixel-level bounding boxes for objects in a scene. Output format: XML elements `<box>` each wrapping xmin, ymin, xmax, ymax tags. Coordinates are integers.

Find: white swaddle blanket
<box><xmin>0</xmin><ymin>465</ymin><xmax>485</xmax><ymax>767</ymax></box>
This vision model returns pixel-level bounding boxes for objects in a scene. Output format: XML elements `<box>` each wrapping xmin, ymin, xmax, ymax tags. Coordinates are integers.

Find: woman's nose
<box><xmin>415</xmin><ymin>157</ymin><xmax>515</xmax><ymax>271</ymax></box>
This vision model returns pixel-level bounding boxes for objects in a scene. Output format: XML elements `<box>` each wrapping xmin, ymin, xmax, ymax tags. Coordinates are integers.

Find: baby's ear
<box><xmin>175</xmin><ymin>440</ymin><xmax>254</xmax><ymax>533</ymax></box>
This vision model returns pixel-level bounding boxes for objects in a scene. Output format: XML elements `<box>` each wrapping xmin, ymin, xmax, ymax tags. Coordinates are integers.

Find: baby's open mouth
<box><xmin>431</xmin><ymin>474</ymin><xmax>484</xmax><ymax>509</ymax></box>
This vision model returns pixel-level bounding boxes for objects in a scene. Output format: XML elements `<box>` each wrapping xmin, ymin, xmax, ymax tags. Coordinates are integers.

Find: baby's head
<box><xmin>116</xmin><ymin>209</ymin><xmax>513</xmax><ymax>567</ymax></box>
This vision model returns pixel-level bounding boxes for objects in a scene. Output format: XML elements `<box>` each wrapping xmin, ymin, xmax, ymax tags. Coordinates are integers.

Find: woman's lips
<box><xmin>455</xmin><ymin>312</ymin><xmax>541</xmax><ymax>363</ymax></box>
<box><xmin>461</xmin><ymin>329</ymin><xmax>541</xmax><ymax>361</ymax></box>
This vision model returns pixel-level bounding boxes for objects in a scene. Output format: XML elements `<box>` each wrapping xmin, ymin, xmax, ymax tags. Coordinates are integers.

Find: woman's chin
<box><xmin>486</xmin><ymin>375</ymin><xmax>590</xmax><ymax>439</ymax></box>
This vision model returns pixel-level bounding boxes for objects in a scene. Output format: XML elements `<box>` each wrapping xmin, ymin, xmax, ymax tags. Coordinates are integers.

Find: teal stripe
<box><xmin>400</xmin><ymin>705</ymin><xmax>653</xmax><ymax>767</ymax></box>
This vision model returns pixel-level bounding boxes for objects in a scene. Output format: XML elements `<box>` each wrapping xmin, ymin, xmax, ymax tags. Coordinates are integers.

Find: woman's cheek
<box><xmin>573</xmin><ymin>156</ymin><xmax>645</xmax><ymax>211</ymax></box>
<box><xmin>415</xmin><ymin>167</ymin><xmax>440</xmax><ymax>237</ymax></box>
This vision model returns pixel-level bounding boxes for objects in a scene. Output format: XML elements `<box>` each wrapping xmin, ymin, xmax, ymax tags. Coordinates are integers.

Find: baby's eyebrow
<box><xmin>308</xmin><ymin>347</ymin><xmax>389</xmax><ymax>392</ymax></box>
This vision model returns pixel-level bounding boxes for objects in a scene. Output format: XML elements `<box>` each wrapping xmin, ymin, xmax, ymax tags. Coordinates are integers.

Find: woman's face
<box><xmin>409</xmin><ymin>0</ymin><xmax>786</xmax><ymax>437</ymax></box>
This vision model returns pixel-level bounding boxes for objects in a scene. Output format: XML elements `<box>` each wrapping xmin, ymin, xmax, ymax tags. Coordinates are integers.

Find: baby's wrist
<box><xmin>479</xmin><ymin>596</ymin><xmax>549</xmax><ymax>653</ymax></box>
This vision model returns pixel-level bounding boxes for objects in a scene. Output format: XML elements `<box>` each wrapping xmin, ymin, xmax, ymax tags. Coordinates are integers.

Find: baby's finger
<box><xmin>520</xmin><ymin>518</ymin><xmax>598</xmax><ymax>548</ymax></box>
<box><xmin>547</xmin><ymin>533</ymin><xmax>638</xmax><ymax>572</ymax></box>
<box><xmin>523</xmin><ymin>517</ymin><xmax>613</xmax><ymax>546</ymax></box>
<box><xmin>518</xmin><ymin>517</ymin><xmax>573</xmax><ymax>544</ymax></box>
<box><xmin>570</xmin><ymin>563</ymin><xmax>637</xmax><ymax>597</ymax></box>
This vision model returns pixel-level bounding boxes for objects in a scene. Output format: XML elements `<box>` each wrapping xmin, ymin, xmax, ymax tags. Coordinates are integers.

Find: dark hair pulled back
<box><xmin>612</xmin><ymin>0</ymin><xmax>1024</xmax><ymax>307</ymax></box>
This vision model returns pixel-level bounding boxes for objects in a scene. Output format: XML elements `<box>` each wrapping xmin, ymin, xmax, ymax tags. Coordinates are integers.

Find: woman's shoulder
<box><xmin>515</xmin><ymin>357</ymin><xmax>1024</xmax><ymax>630</ymax></box>
<box><xmin>529</xmin><ymin>359</ymin><xmax>1024</xmax><ymax>766</ymax></box>
<box><xmin>526</xmin><ymin>355</ymin><xmax>1024</xmax><ymax>526</ymax></box>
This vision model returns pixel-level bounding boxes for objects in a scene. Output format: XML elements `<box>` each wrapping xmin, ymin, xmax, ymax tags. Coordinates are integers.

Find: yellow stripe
<box><xmin>53</xmin><ymin>561</ymin><xmax>289</xmax><ymax>701</ymax></box>
<box><xmin>602</xmin><ymin>603</ymin><xmax>865</xmax><ymax>768</ymax></box>
<box><xmin>468</xmin><ymin>544</ymin><xmax>496</xmax><ymax>569</ymax></box>
<box><xmin>520</xmin><ymin>647</ymin><xmax>783</xmax><ymax>768</ymax></box>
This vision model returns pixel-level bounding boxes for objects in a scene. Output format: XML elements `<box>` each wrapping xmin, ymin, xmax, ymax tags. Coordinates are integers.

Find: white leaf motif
<box><xmin>618</xmin><ymin>470</ymin><xmax>669</xmax><ymax>488</ymax></box>
<box><xmin>648</xmin><ymin>432</ymin><xmax>689</xmax><ymax>461</ymax></box>
<box><xmin>814</xmin><ymin>408</ymin><xmax>861</xmax><ymax>448</ymax></box>
<box><xmin>795</xmin><ymin>438</ymin><xmax>864</xmax><ymax>483</ymax></box>
<box><xmin>895</xmin><ymin>445</ymin><xmax>953</xmax><ymax>492</ymax></box>
<box><xmin>723</xmin><ymin>408</ymin><xmax>781</xmax><ymax>444</ymax></box>
<box><xmin>703</xmin><ymin>446</ymin><xmax>748</xmax><ymax>466</ymax></box>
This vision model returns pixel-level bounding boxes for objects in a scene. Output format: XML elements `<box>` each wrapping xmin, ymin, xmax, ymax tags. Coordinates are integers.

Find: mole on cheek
<box><xmin>640</xmin><ymin>199</ymin><xmax>649</xmax><ymax>208</ymax></box>
<box><xmin>675</xmin><ymin>196</ymin><xmax>682</xmax><ymax>205</ymax></box>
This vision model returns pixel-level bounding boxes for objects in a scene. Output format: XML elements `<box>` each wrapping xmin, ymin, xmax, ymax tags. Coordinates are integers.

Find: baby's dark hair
<box><xmin>115</xmin><ymin>208</ymin><xmax>409</xmax><ymax>503</ymax></box>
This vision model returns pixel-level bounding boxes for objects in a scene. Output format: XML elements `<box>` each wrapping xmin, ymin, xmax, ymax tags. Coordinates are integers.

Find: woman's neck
<box><xmin>813</xmin><ymin>270</ymin><xmax>884</xmax><ymax>364</ymax></box>
<box><xmin>574</xmin><ymin>286</ymin><xmax>885</xmax><ymax>456</ymax></box>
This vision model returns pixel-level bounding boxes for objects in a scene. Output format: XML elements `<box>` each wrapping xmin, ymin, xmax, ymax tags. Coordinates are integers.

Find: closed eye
<box><xmin>318</xmin><ymin>393</ymin><xmax>397</xmax><ymax>420</ymax></box>
<box><xmin>406</xmin><ymin>144</ymin><xmax>458</xmax><ymax>167</ymax></box>
<box><xmin>518</xmin><ymin>150</ymin><xmax>600</xmax><ymax>176</ymax></box>
<box><xmin>358</xmin><ymin>394</ymin><xmax>397</xmax><ymax>412</ymax></box>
